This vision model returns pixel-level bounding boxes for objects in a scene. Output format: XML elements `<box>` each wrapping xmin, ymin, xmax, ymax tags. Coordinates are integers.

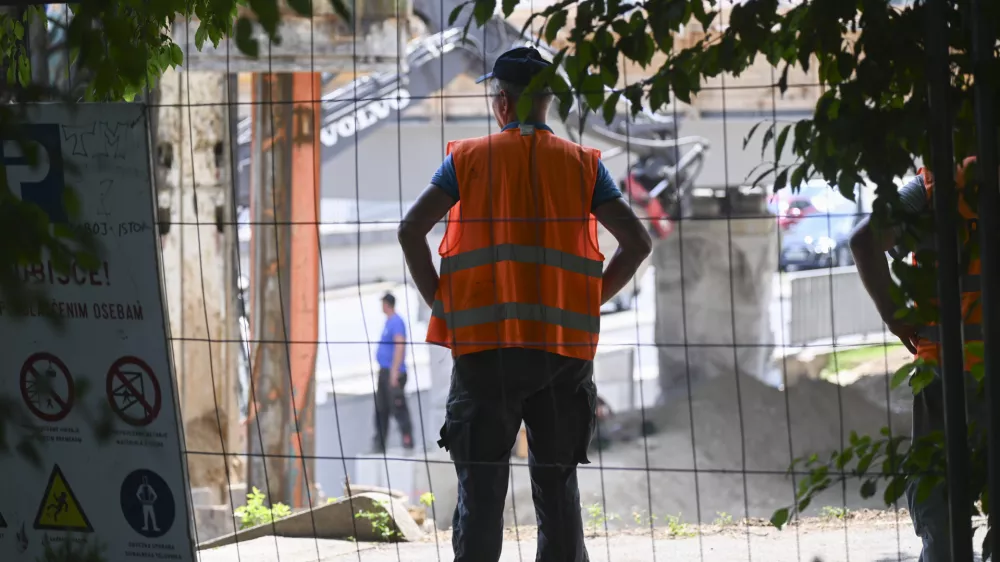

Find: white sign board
<box><xmin>0</xmin><ymin>104</ymin><xmax>194</xmax><ymax>561</ymax></box>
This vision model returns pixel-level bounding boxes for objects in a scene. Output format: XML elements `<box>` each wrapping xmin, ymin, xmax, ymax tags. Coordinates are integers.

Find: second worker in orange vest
<box><xmin>850</xmin><ymin>157</ymin><xmax>985</xmax><ymax>562</ymax></box>
<box><xmin>398</xmin><ymin>47</ymin><xmax>652</xmax><ymax>562</ymax></box>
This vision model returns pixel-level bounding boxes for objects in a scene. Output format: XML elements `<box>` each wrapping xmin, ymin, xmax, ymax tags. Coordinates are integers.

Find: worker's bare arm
<box><xmin>849</xmin><ymin>209</ymin><xmax>918</xmax><ymax>353</ymax></box>
<box><xmin>593</xmin><ymin>197</ymin><xmax>653</xmax><ymax>305</ymax></box>
<box><xmin>399</xmin><ymin>184</ymin><xmax>457</xmax><ymax>307</ymax></box>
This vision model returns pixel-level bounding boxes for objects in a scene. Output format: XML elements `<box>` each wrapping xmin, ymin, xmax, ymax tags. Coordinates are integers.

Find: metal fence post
<box><xmin>925</xmin><ymin>0</ymin><xmax>974</xmax><ymax>559</ymax></box>
<box><xmin>970</xmin><ymin>0</ymin><xmax>1000</xmax><ymax>556</ymax></box>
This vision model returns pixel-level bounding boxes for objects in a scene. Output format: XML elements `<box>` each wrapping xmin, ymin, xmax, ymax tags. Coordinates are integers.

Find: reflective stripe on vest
<box><xmin>431</xmin><ymin>300</ymin><xmax>601</xmax><ymax>334</ymax></box>
<box><xmin>440</xmin><ymin>243</ymin><xmax>604</xmax><ymax>278</ymax></box>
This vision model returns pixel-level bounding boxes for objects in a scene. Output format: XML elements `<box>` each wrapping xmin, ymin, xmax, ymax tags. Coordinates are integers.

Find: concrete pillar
<box><xmin>653</xmin><ymin>201</ymin><xmax>777</xmax><ymax>402</ymax></box>
<box><xmin>156</xmin><ymin>68</ymin><xmax>239</xmax><ymax>500</ymax></box>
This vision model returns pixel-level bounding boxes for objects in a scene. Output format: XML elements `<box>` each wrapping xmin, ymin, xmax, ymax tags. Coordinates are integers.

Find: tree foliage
<box><xmin>2</xmin><ymin>0</ymin><xmax>998</xmax><ymax>554</ymax></box>
<box><xmin>463</xmin><ymin>0</ymin><xmax>998</xmax><ymax>555</ymax></box>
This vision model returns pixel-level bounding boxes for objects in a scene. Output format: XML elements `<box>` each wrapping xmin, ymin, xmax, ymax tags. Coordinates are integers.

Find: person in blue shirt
<box><xmin>372</xmin><ymin>292</ymin><xmax>414</xmax><ymax>452</ymax></box>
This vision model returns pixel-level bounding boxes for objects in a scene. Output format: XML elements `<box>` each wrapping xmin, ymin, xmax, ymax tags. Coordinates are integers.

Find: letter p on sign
<box><xmin>1</xmin><ymin>124</ymin><xmax>67</xmax><ymax>223</ymax></box>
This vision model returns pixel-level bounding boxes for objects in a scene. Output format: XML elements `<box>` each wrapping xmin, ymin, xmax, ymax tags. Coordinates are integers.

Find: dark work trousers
<box><xmin>437</xmin><ymin>347</ymin><xmax>598</xmax><ymax>562</ymax></box>
<box><xmin>373</xmin><ymin>368</ymin><xmax>414</xmax><ymax>450</ymax></box>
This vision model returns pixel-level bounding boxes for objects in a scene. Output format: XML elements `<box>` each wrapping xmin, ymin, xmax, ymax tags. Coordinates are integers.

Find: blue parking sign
<box><xmin>1</xmin><ymin>123</ymin><xmax>67</xmax><ymax>223</ymax></box>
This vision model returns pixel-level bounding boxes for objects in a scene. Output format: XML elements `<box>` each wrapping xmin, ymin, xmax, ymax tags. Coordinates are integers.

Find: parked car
<box><xmin>779</xmin><ymin>213</ymin><xmax>858</xmax><ymax>271</ymax></box>
<box><xmin>768</xmin><ymin>182</ymin><xmax>834</xmax><ymax>230</ymax></box>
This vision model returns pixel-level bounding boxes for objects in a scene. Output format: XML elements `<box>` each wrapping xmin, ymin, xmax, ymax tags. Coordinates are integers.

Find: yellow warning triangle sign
<box><xmin>33</xmin><ymin>465</ymin><xmax>93</xmax><ymax>532</ymax></box>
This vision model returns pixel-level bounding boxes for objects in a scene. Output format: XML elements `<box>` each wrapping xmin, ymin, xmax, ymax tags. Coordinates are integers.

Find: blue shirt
<box><xmin>376</xmin><ymin>314</ymin><xmax>407</xmax><ymax>372</ymax></box>
<box><xmin>429</xmin><ymin>122</ymin><xmax>623</xmax><ymax>211</ymax></box>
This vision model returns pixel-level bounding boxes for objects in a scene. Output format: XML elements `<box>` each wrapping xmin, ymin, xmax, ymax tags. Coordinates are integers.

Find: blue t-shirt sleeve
<box><xmin>591</xmin><ymin>159</ymin><xmax>623</xmax><ymax>211</ymax></box>
<box><xmin>431</xmin><ymin>153</ymin><xmax>620</xmax><ymax>210</ymax></box>
<box><xmin>430</xmin><ymin>154</ymin><xmax>459</xmax><ymax>201</ymax></box>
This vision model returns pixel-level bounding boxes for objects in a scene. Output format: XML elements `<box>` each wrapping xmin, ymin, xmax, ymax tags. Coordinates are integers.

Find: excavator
<box><xmin>234</xmin><ymin>0</ymin><xmax>775</xmax><ymax>414</ymax></box>
<box><xmin>234</xmin><ymin>16</ymin><xmax>711</xmax><ymax>308</ymax></box>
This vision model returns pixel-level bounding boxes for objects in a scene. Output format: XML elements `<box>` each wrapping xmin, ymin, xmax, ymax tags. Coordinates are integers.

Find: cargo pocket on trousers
<box><xmin>575</xmin><ymin>381</ymin><xmax>598</xmax><ymax>465</ymax></box>
<box><xmin>437</xmin><ymin>398</ymin><xmax>475</xmax><ymax>461</ymax></box>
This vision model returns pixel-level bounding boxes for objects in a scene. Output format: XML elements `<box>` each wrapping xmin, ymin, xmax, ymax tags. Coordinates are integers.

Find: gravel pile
<box><xmin>504</xmin><ymin>373</ymin><xmax>911</xmax><ymax>528</ymax></box>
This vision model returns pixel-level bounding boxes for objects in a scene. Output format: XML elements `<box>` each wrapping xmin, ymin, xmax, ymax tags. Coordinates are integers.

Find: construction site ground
<box><xmin>199</xmin><ymin>511</ymin><xmax>987</xmax><ymax>561</ymax></box>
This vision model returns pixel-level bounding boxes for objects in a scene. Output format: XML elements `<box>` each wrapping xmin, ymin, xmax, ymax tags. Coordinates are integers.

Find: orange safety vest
<box><xmin>425</xmin><ymin>124</ymin><xmax>605</xmax><ymax>361</ymax></box>
<box><xmin>910</xmin><ymin>156</ymin><xmax>982</xmax><ymax>368</ymax></box>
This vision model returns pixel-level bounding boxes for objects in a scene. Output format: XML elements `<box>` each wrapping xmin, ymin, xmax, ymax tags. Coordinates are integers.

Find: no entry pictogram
<box><xmin>106</xmin><ymin>356</ymin><xmax>162</xmax><ymax>427</ymax></box>
<box><xmin>20</xmin><ymin>352</ymin><xmax>75</xmax><ymax>422</ymax></box>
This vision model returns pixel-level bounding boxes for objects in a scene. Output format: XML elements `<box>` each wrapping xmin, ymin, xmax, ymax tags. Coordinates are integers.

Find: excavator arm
<box><xmin>235</xmin><ymin>6</ymin><xmax>710</xmax><ymax>216</ymax></box>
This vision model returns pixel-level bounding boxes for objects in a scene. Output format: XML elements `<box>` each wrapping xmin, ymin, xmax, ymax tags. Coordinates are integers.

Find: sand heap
<box><xmin>504</xmin><ymin>373</ymin><xmax>911</xmax><ymax>527</ymax></box>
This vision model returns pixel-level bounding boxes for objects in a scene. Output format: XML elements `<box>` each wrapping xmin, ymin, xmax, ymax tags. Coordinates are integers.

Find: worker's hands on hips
<box><xmin>886</xmin><ymin>319</ymin><xmax>919</xmax><ymax>354</ymax></box>
<box><xmin>390</xmin><ymin>368</ymin><xmax>401</xmax><ymax>388</ymax></box>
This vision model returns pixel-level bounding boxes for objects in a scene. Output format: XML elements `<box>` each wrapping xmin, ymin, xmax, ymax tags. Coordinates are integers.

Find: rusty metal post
<box><xmin>247</xmin><ymin>73</ymin><xmax>320</xmax><ymax>508</ymax></box>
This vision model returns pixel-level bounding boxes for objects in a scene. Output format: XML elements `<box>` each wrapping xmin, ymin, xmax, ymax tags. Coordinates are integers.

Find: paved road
<box><xmin>200</xmin><ymin>522</ymin><xmax>989</xmax><ymax>562</ymax></box>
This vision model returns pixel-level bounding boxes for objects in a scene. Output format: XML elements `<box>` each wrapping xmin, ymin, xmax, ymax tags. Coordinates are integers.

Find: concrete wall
<box><xmin>320</xmin><ymin>114</ymin><xmax>802</xmax><ymax>204</ymax></box>
<box><xmin>313</xmin><ymin>388</ymin><xmax>443</xmax><ymax>501</ymax></box>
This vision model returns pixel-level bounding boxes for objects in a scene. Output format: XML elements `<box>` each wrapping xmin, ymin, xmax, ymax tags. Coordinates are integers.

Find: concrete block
<box><xmin>196</xmin><ymin>492</ymin><xmax>423</xmax><ymax>550</ymax></box>
<box><xmin>191</xmin><ymin>486</ymin><xmax>219</xmax><ymax>506</ymax></box>
<box><xmin>194</xmin><ymin>504</ymin><xmax>239</xmax><ymax>544</ymax></box>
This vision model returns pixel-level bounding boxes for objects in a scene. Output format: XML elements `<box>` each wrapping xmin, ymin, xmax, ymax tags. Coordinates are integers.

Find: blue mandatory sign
<box><xmin>120</xmin><ymin>469</ymin><xmax>175</xmax><ymax>539</ymax></box>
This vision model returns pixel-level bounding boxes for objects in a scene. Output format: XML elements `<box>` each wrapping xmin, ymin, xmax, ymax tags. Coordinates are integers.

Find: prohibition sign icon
<box><xmin>20</xmin><ymin>352</ymin><xmax>75</xmax><ymax>422</ymax></box>
<box><xmin>106</xmin><ymin>356</ymin><xmax>162</xmax><ymax>427</ymax></box>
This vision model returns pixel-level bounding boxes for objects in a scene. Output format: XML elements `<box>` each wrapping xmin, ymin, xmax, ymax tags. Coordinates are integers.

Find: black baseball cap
<box><xmin>475</xmin><ymin>46</ymin><xmax>551</xmax><ymax>86</ymax></box>
<box><xmin>381</xmin><ymin>292</ymin><xmax>395</xmax><ymax>307</ymax></box>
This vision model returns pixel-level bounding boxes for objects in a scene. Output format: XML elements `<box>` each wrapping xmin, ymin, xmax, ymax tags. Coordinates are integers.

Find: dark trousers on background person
<box><xmin>437</xmin><ymin>347</ymin><xmax>598</xmax><ymax>562</ymax></box>
<box><xmin>373</xmin><ymin>368</ymin><xmax>414</xmax><ymax>451</ymax></box>
<box><xmin>905</xmin><ymin>369</ymin><xmax>988</xmax><ymax>562</ymax></box>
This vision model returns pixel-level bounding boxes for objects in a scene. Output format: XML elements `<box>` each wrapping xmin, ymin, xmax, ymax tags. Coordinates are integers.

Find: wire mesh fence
<box><xmin>3</xmin><ymin>0</ymin><xmax>996</xmax><ymax>561</ymax></box>
<box><xmin>166</xmin><ymin>4</ymin><xmax>926</xmax><ymax>562</ymax></box>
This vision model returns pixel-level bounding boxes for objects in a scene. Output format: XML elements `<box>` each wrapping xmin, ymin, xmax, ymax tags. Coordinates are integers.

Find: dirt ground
<box><xmin>496</xmin><ymin>369</ymin><xmax>912</xmax><ymax>529</ymax></box>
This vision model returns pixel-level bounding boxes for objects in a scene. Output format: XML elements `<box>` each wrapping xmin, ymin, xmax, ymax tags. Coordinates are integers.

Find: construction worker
<box><xmin>371</xmin><ymin>292</ymin><xmax>415</xmax><ymax>453</ymax></box>
<box><xmin>849</xmin><ymin>156</ymin><xmax>984</xmax><ymax>562</ymax></box>
<box><xmin>397</xmin><ymin>47</ymin><xmax>652</xmax><ymax>561</ymax></box>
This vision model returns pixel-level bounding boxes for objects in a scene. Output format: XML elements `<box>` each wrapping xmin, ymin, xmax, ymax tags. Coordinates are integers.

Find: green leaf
<box><xmin>17</xmin><ymin>55</ymin><xmax>29</xmax><ymax>88</ymax></box>
<box><xmin>472</xmin><ymin>0</ymin><xmax>496</xmax><ymax>26</ymax></box>
<box><xmin>288</xmin><ymin>0</ymin><xmax>312</xmax><ymax>17</ymax></box>
<box><xmin>248</xmin><ymin>0</ymin><xmax>281</xmax><ymax>37</ymax></box>
<box><xmin>860</xmin><ymin>479</ymin><xmax>877</xmax><ymax>499</ymax></box>
<box><xmin>883</xmin><ymin>476</ymin><xmax>907</xmax><ymax>505</ymax></box>
<box><xmin>890</xmin><ymin>362</ymin><xmax>914</xmax><ymax>389</ymax></box>
<box><xmin>448</xmin><ymin>3</ymin><xmax>467</xmax><ymax>26</ymax></box>
<box><xmin>760</xmin><ymin>124</ymin><xmax>775</xmax><ymax>160</ymax></box>
<box><xmin>770</xmin><ymin>507</ymin><xmax>789</xmax><ymax>529</ymax></box>
<box><xmin>13</xmin><ymin>21</ymin><xmax>23</xmax><ymax>40</ymax></box>
<box><xmin>910</xmin><ymin>368</ymin><xmax>936</xmax><ymax>395</ymax></box>
<box><xmin>544</xmin><ymin>10</ymin><xmax>567</xmax><ymax>44</ymax></box>
<box><xmin>796</xmin><ymin>496</ymin><xmax>812</xmax><ymax>513</ymax></box>
<box><xmin>516</xmin><ymin>93</ymin><xmax>533</xmax><ymax>124</ymax></box>
<box><xmin>235</xmin><ymin>17</ymin><xmax>259</xmax><ymax>59</ymax></box>
<box><xmin>582</xmin><ymin>74</ymin><xmax>604</xmax><ymax>112</ymax></box>
<box><xmin>773</xmin><ymin>168</ymin><xmax>789</xmax><ymax>192</ymax></box>
<box><xmin>915</xmin><ymin>476</ymin><xmax>939</xmax><ymax>504</ymax></box>
<box><xmin>774</xmin><ymin>125</ymin><xmax>791</xmax><ymax>161</ymax></box>
<box><xmin>502</xmin><ymin>0</ymin><xmax>518</xmax><ymax>17</ymax></box>
<box><xmin>603</xmin><ymin>91</ymin><xmax>621</xmax><ymax>126</ymax></box>
<box><xmin>971</xmin><ymin>363</ymin><xmax>985</xmax><ymax>383</ymax></box>
<box><xmin>744</xmin><ymin>121</ymin><xmax>763</xmax><ymax>150</ymax></box>
<box><xmin>169</xmin><ymin>44</ymin><xmax>184</xmax><ymax>66</ymax></box>
<box><xmin>965</xmin><ymin>341</ymin><xmax>984</xmax><ymax>359</ymax></box>
<box><xmin>328</xmin><ymin>0</ymin><xmax>352</xmax><ymax>23</ymax></box>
